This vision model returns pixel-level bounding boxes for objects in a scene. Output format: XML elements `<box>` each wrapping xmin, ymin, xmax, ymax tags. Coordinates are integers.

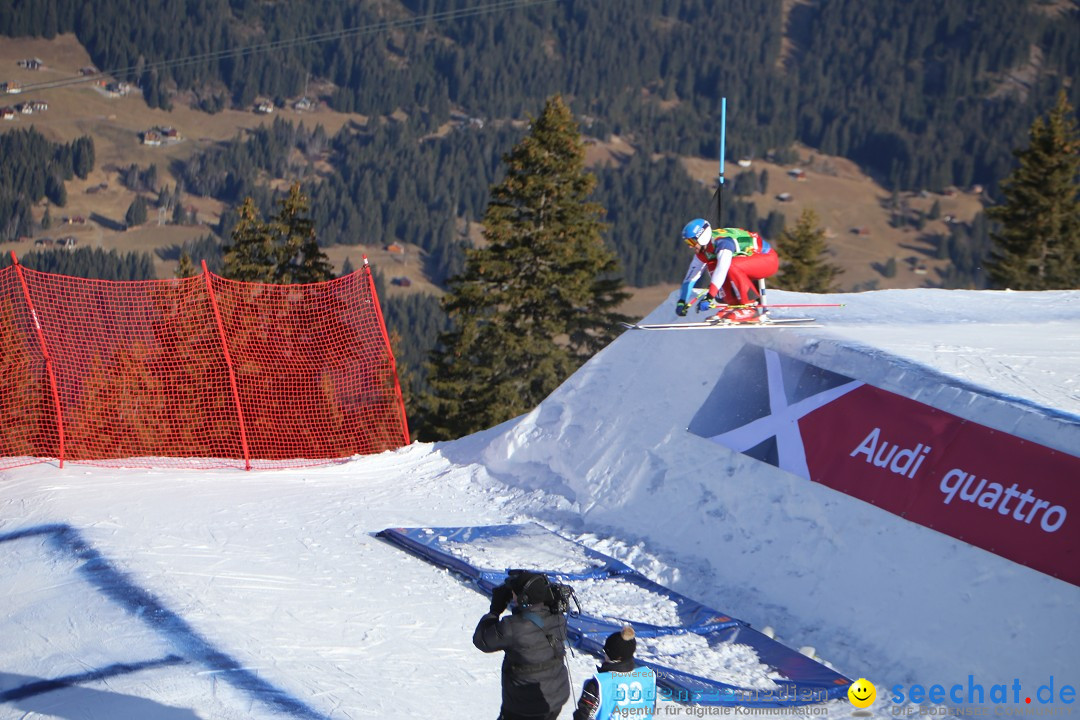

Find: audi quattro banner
<box><xmin>802</xmin><ymin>384</ymin><xmax>1079</xmax><ymax>585</ymax></box>
<box><xmin>689</xmin><ymin>345</ymin><xmax>1080</xmax><ymax>586</ymax></box>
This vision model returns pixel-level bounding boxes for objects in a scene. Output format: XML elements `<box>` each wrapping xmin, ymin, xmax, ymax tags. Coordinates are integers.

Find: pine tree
<box><xmin>986</xmin><ymin>91</ymin><xmax>1080</xmax><ymax>290</ymax></box>
<box><xmin>223</xmin><ymin>197</ymin><xmax>278</xmax><ymax>282</ymax></box>
<box><xmin>157</xmin><ymin>185</ymin><xmax>173</xmax><ymax>212</ymax></box>
<box><xmin>422</xmin><ymin>94</ymin><xmax>628</xmax><ymax>441</ymax></box>
<box><xmin>176</xmin><ymin>250</ymin><xmax>198</xmax><ymax>278</ymax></box>
<box><xmin>0</xmin><ymin>297</ymin><xmax>54</xmax><ymax>457</ymax></box>
<box><xmin>142</xmin><ymin>280</ymin><xmax>243</xmax><ymax>459</ymax></box>
<box><xmin>272</xmin><ymin>183</ymin><xmax>333</xmax><ymax>284</ymax></box>
<box><xmin>124</xmin><ymin>195</ymin><xmax>148</xmax><ymax>228</ymax></box>
<box><xmin>222</xmin><ymin>184</ymin><xmax>333</xmax><ymax>284</ymax></box>
<box><xmin>340</xmin><ymin>256</ymin><xmax>356</xmax><ymax>277</ymax></box>
<box><xmin>882</xmin><ymin>256</ymin><xmax>898</xmax><ymax>278</ymax></box>
<box><xmin>67</xmin><ymin>346</ymin><xmax>164</xmax><ymax>459</ymax></box>
<box><xmin>72</xmin><ymin>136</ymin><xmax>94</xmax><ymax>179</ymax></box>
<box><xmin>774</xmin><ymin>208</ymin><xmax>843</xmax><ymax>292</ymax></box>
<box><xmin>46</xmin><ymin>174</ymin><xmax>66</xmax><ymax>207</ymax></box>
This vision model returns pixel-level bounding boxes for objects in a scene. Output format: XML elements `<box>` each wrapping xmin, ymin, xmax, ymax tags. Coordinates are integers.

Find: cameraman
<box><xmin>473</xmin><ymin>570</ymin><xmax>571</xmax><ymax>720</ymax></box>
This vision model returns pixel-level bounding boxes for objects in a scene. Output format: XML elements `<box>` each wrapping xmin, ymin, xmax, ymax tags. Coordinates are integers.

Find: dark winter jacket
<box><xmin>473</xmin><ymin>604</ymin><xmax>570</xmax><ymax>718</ymax></box>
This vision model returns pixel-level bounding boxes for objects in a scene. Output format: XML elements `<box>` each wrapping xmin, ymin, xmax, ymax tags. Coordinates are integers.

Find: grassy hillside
<box><xmin>1</xmin><ymin>33</ymin><xmax>985</xmax><ymax>308</ymax></box>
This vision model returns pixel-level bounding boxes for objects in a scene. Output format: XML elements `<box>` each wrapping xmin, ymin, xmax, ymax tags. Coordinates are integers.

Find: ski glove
<box><xmin>698</xmin><ymin>294</ymin><xmax>719</xmax><ymax>312</ymax></box>
<box><xmin>490</xmin><ymin>584</ymin><xmax>512</xmax><ymax>616</ymax></box>
<box><xmin>675</xmin><ymin>300</ymin><xmax>689</xmax><ymax>317</ymax></box>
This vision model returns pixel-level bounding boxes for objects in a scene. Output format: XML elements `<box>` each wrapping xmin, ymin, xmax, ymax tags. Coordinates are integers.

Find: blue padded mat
<box><xmin>377</xmin><ymin>523</ymin><xmax>851</xmax><ymax>706</ymax></box>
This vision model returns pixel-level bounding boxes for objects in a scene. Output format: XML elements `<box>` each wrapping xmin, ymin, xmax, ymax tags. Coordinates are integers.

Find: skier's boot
<box><xmin>714</xmin><ymin>306</ymin><xmax>764</xmax><ymax>324</ymax></box>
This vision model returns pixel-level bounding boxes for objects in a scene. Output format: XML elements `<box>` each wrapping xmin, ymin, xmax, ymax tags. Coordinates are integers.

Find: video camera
<box><xmin>502</xmin><ymin>569</ymin><xmax>579</xmax><ymax>616</ymax></box>
<box><xmin>548</xmin><ymin>581</ymin><xmax>576</xmax><ymax>615</ymax></box>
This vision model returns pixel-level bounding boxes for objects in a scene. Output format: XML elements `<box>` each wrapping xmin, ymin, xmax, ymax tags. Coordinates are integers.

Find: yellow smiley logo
<box><xmin>848</xmin><ymin>678</ymin><xmax>876</xmax><ymax>709</ymax></box>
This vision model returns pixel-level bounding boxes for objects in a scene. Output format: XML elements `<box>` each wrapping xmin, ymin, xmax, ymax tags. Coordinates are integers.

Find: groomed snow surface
<box><xmin>2</xmin><ymin>288</ymin><xmax>1079</xmax><ymax>719</ymax></box>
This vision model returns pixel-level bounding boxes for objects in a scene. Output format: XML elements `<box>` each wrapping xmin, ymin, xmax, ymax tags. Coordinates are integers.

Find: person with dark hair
<box><xmin>572</xmin><ymin>625</ymin><xmax>657</xmax><ymax>719</ymax></box>
<box><xmin>473</xmin><ymin>570</ymin><xmax>571</xmax><ymax>720</ymax></box>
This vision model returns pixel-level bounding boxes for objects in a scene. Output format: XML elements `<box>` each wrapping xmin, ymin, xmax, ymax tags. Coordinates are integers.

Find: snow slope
<box><xmin>1</xmin><ymin>288</ymin><xmax>1078</xmax><ymax>719</ymax></box>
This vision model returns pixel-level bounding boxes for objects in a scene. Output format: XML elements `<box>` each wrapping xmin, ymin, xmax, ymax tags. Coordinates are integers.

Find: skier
<box><xmin>571</xmin><ymin>625</ymin><xmax>657</xmax><ymax>719</ymax></box>
<box><xmin>473</xmin><ymin>570</ymin><xmax>571</xmax><ymax>720</ymax></box>
<box><xmin>675</xmin><ymin>218</ymin><xmax>779</xmax><ymax>323</ymax></box>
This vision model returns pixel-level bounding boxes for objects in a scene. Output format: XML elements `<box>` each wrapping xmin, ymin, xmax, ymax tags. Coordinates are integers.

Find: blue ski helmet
<box><xmin>682</xmin><ymin>218</ymin><xmax>711</xmax><ymax>249</ymax></box>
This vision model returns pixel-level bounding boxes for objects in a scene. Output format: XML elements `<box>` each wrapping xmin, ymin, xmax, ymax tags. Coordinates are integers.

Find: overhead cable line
<box><xmin>15</xmin><ymin>0</ymin><xmax>558</xmax><ymax>95</ymax></box>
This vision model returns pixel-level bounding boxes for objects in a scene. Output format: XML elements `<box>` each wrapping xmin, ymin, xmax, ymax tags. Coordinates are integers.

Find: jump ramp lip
<box><xmin>741</xmin><ymin>331</ymin><xmax>1080</xmax><ymax>451</ymax></box>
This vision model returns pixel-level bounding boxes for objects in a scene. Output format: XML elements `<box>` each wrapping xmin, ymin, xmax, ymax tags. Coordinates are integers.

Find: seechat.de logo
<box><xmin>891</xmin><ymin>676</ymin><xmax>1077</xmax><ymax>708</ymax></box>
<box><xmin>850</xmin><ymin>678</ymin><xmax>877</xmax><ymax>710</ymax></box>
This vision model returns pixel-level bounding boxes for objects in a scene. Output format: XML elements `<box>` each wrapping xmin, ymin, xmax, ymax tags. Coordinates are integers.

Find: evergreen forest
<box><xmin>2</xmin><ymin>0</ymin><xmax>1077</xmax><ymax>419</ymax></box>
<box><xmin>0</xmin><ymin>128</ymin><xmax>94</xmax><ymax>240</ymax></box>
<box><xmin>3</xmin><ymin>0</ymin><xmax>1075</xmax><ymax>193</ymax></box>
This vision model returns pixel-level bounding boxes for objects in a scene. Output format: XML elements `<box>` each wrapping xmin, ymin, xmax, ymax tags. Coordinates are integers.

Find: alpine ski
<box><xmin>621</xmin><ymin>317</ymin><xmax>820</xmax><ymax>331</ymax></box>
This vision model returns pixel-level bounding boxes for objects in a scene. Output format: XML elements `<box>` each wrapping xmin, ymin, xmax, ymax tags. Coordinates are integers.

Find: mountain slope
<box><xmin>1</xmin><ymin>288</ymin><xmax>1078</xmax><ymax>718</ymax></box>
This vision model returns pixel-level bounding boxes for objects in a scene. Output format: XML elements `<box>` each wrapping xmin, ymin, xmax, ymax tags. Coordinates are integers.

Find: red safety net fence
<box><xmin>0</xmin><ymin>255</ymin><xmax>409</xmax><ymax>471</ymax></box>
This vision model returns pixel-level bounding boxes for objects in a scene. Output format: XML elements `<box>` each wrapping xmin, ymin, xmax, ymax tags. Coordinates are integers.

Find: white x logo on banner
<box><xmin>708</xmin><ymin>350</ymin><xmax>863</xmax><ymax>479</ymax></box>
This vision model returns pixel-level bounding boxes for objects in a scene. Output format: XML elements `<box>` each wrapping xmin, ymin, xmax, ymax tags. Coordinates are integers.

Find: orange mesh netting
<box><xmin>0</xmin><ymin>257</ymin><xmax>409</xmax><ymax>470</ymax></box>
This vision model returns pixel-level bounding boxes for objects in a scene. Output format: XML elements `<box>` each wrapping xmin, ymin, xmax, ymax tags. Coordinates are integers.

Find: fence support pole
<box><xmin>363</xmin><ymin>256</ymin><xmax>410</xmax><ymax>446</ymax></box>
<box><xmin>202</xmin><ymin>261</ymin><xmax>251</xmax><ymax>470</ymax></box>
<box><xmin>10</xmin><ymin>251</ymin><xmax>67</xmax><ymax>467</ymax></box>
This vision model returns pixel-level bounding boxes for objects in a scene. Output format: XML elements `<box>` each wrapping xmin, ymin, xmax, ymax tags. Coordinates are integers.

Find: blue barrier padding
<box><xmin>376</xmin><ymin>523</ymin><xmax>852</xmax><ymax>706</ymax></box>
<box><xmin>377</xmin><ymin>524</ymin><xmax>742</xmax><ymax>634</ymax></box>
<box><xmin>578</xmin><ymin>625</ymin><xmax>850</xmax><ymax>707</ymax></box>
<box><xmin>378</xmin><ymin>523</ymin><xmax>630</xmax><ymax>580</ymax></box>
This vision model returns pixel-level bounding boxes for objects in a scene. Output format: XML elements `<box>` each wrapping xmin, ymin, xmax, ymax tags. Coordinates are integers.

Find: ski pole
<box><xmin>730</xmin><ymin>302</ymin><xmax>846</xmax><ymax>309</ymax></box>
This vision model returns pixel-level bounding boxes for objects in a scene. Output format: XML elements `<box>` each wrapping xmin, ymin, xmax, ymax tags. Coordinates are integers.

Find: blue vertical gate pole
<box><xmin>717</xmin><ymin>97</ymin><xmax>727</xmax><ymax>225</ymax></box>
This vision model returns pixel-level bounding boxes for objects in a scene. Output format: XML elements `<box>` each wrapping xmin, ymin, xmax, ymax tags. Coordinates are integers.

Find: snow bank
<box><xmin>2</xmin><ymin>287</ymin><xmax>1078</xmax><ymax>719</ymax></box>
<box><xmin>476</xmin><ymin>288</ymin><xmax>1080</xmax><ymax>708</ymax></box>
